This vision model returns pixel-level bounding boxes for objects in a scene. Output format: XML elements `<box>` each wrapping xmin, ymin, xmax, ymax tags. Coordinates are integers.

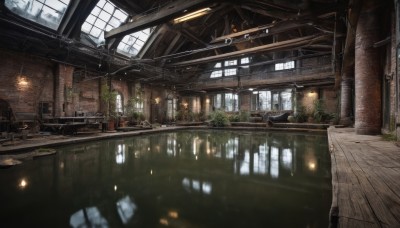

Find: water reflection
<box><xmin>18</xmin><ymin>178</ymin><xmax>28</xmax><ymax>189</ymax></box>
<box><xmin>116</xmin><ymin>144</ymin><xmax>125</xmax><ymax>164</ymax></box>
<box><xmin>70</xmin><ymin>207</ymin><xmax>108</xmax><ymax>228</ymax></box>
<box><xmin>0</xmin><ymin>130</ymin><xmax>330</xmax><ymax>228</ymax></box>
<box><xmin>116</xmin><ymin>196</ymin><xmax>137</xmax><ymax>225</ymax></box>
<box><xmin>182</xmin><ymin>177</ymin><xmax>212</xmax><ymax>195</ymax></box>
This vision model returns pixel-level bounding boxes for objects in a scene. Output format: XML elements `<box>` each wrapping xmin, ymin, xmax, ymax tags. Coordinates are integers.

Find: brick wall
<box><xmin>0</xmin><ymin>49</ymin><xmax>54</xmax><ymax>115</ymax></box>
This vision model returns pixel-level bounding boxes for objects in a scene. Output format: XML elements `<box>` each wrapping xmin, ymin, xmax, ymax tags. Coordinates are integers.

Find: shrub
<box><xmin>229</xmin><ymin>114</ymin><xmax>240</xmax><ymax>122</ymax></box>
<box><xmin>294</xmin><ymin>105</ymin><xmax>307</xmax><ymax>123</ymax></box>
<box><xmin>210</xmin><ymin>110</ymin><xmax>230</xmax><ymax>127</ymax></box>
<box><xmin>239</xmin><ymin>111</ymin><xmax>250</xmax><ymax>122</ymax></box>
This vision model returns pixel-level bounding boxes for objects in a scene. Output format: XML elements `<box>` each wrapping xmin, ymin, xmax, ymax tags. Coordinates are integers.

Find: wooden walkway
<box><xmin>328</xmin><ymin>127</ymin><xmax>400</xmax><ymax>228</ymax></box>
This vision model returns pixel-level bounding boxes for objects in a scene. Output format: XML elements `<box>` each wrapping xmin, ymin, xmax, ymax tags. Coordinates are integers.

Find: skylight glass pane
<box><xmin>5</xmin><ymin>0</ymin><xmax>71</xmax><ymax>30</ymax></box>
<box><xmin>99</xmin><ymin>11</ymin><xmax>111</xmax><ymax>22</ymax></box>
<box><xmin>86</xmin><ymin>15</ymin><xmax>96</xmax><ymax>24</ymax></box>
<box><xmin>94</xmin><ymin>18</ymin><xmax>107</xmax><ymax>30</ymax></box>
<box><xmin>109</xmin><ymin>17</ymin><xmax>121</xmax><ymax>28</ymax></box>
<box><xmin>90</xmin><ymin>27</ymin><xmax>102</xmax><ymax>38</ymax></box>
<box><xmin>105</xmin><ymin>24</ymin><xmax>114</xmax><ymax>32</ymax></box>
<box><xmin>103</xmin><ymin>3</ymin><xmax>115</xmax><ymax>14</ymax></box>
<box><xmin>45</xmin><ymin>0</ymin><xmax>67</xmax><ymax>12</ymax></box>
<box><xmin>97</xmin><ymin>0</ymin><xmax>107</xmax><ymax>8</ymax></box>
<box><xmin>91</xmin><ymin>7</ymin><xmax>101</xmax><ymax>16</ymax></box>
<box><xmin>81</xmin><ymin>22</ymin><xmax>92</xmax><ymax>34</ymax></box>
<box><xmin>114</xmin><ymin>10</ymin><xmax>128</xmax><ymax>21</ymax></box>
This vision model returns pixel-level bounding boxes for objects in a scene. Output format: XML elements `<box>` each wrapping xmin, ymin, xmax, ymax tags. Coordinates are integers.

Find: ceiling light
<box><xmin>173</xmin><ymin>8</ymin><xmax>211</xmax><ymax>24</ymax></box>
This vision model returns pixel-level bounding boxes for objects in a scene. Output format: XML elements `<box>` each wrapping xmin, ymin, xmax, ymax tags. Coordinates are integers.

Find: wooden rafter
<box><xmin>167</xmin><ymin>34</ymin><xmax>332</xmax><ymax>67</ymax></box>
<box><xmin>105</xmin><ymin>0</ymin><xmax>212</xmax><ymax>39</ymax></box>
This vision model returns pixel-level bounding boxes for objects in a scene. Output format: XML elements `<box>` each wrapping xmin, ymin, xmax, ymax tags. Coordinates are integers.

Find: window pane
<box><xmin>109</xmin><ymin>17</ymin><xmax>121</xmax><ymax>27</ymax></box>
<box><xmin>45</xmin><ymin>0</ymin><xmax>67</xmax><ymax>13</ymax></box>
<box><xmin>81</xmin><ymin>22</ymin><xmax>92</xmax><ymax>34</ymax></box>
<box><xmin>241</xmin><ymin>57</ymin><xmax>249</xmax><ymax>64</ymax></box>
<box><xmin>97</xmin><ymin>0</ymin><xmax>107</xmax><ymax>8</ymax></box>
<box><xmin>86</xmin><ymin>14</ymin><xmax>96</xmax><ymax>24</ymax></box>
<box><xmin>91</xmin><ymin>6</ymin><xmax>101</xmax><ymax>16</ymax></box>
<box><xmin>224</xmin><ymin>68</ymin><xmax>237</xmax><ymax>76</ymax></box>
<box><xmin>259</xmin><ymin>91</ymin><xmax>271</xmax><ymax>111</ymax></box>
<box><xmin>275</xmin><ymin>63</ymin><xmax>284</xmax><ymax>71</ymax></box>
<box><xmin>90</xmin><ymin>26</ymin><xmax>102</xmax><ymax>38</ymax></box>
<box><xmin>98</xmin><ymin>10</ymin><xmax>111</xmax><ymax>22</ymax></box>
<box><xmin>214</xmin><ymin>94</ymin><xmax>222</xmax><ymax>109</ymax></box>
<box><xmin>280</xmin><ymin>91</ymin><xmax>292</xmax><ymax>110</ymax></box>
<box><xmin>94</xmin><ymin>18</ymin><xmax>107</xmax><ymax>30</ymax></box>
<box><xmin>210</xmin><ymin>70</ymin><xmax>222</xmax><ymax>78</ymax></box>
<box><xmin>214</xmin><ymin>62</ymin><xmax>221</xmax><ymax>68</ymax></box>
<box><xmin>103</xmin><ymin>2</ymin><xmax>115</xmax><ymax>14</ymax></box>
<box><xmin>272</xmin><ymin>93</ymin><xmax>279</xmax><ymax>110</ymax></box>
<box><xmin>114</xmin><ymin>10</ymin><xmax>128</xmax><ymax>21</ymax></box>
<box><xmin>225</xmin><ymin>60</ymin><xmax>237</xmax><ymax>66</ymax></box>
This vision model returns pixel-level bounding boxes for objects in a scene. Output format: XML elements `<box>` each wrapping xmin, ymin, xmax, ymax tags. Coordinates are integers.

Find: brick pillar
<box><xmin>340</xmin><ymin>69</ymin><xmax>354</xmax><ymax>125</ymax></box>
<box><xmin>54</xmin><ymin>64</ymin><xmax>74</xmax><ymax>117</ymax></box>
<box><xmin>355</xmin><ymin>0</ymin><xmax>382</xmax><ymax>135</ymax></box>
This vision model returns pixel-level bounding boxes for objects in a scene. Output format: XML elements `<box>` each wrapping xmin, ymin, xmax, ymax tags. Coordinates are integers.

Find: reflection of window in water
<box><xmin>70</xmin><ymin>207</ymin><xmax>108</xmax><ymax>228</ymax></box>
<box><xmin>182</xmin><ymin>178</ymin><xmax>212</xmax><ymax>195</ymax></box>
<box><xmin>116</xmin><ymin>196</ymin><xmax>137</xmax><ymax>225</ymax></box>
<box><xmin>225</xmin><ymin>137</ymin><xmax>238</xmax><ymax>159</ymax></box>
<box><xmin>253</xmin><ymin>151</ymin><xmax>268</xmax><ymax>175</ymax></box>
<box><xmin>116</xmin><ymin>144</ymin><xmax>125</xmax><ymax>164</ymax></box>
<box><xmin>281</xmin><ymin>148</ymin><xmax>293</xmax><ymax>170</ymax></box>
<box><xmin>167</xmin><ymin>136</ymin><xmax>176</xmax><ymax>156</ymax></box>
<box><xmin>239</xmin><ymin>150</ymin><xmax>250</xmax><ymax>175</ymax></box>
<box><xmin>270</xmin><ymin>147</ymin><xmax>279</xmax><ymax>178</ymax></box>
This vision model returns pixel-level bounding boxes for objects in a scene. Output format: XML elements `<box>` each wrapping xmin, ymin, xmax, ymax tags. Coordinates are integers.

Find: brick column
<box><xmin>54</xmin><ymin>64</ymin><xmax>74</xmax><ymax>117</ymax></box>
<box><xmin>355</xmin><ymin>0</ymin><xmax>382</xmax><ymax>135</ymax></box>
<box><xmin>340</xmin><ymin>69</ymin><xmax>354</xmax><ymax>125</ymax></box>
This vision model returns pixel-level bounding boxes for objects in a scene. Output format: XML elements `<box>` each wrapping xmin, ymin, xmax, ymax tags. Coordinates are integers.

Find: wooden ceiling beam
<box><xmin>167</xmin><ymin>34</ymin><xmax>332</xmax><ymax>67</ymax></box>
<box><xmin>105</xmin><ymin>0</ymin><xmax>212</xmax><ymax>39</ymax></box>
<box><xmin>211</xmin><ymin>19</ymin><xmax>312</xmax><ymax>43</ymax></box>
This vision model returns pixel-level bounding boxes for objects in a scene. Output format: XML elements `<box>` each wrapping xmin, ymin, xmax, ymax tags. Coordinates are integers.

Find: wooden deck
<box><xmin>328</xmin><ymin>127</ymin><xmax>400</xmax><ymax>228</ymax></box>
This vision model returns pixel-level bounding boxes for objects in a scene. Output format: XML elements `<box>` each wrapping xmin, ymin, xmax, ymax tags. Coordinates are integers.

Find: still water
<box><xmin>0</xmin><ymin>130</ymin><xmax>331</xmax><ymax>228</ymax></box>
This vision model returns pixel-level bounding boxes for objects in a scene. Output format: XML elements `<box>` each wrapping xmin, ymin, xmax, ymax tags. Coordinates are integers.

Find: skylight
<box><xmin>81</xmin><ymin>0</ymin><xmax>153</xmax><ymax>57</ymax></box>
<box><xmin>117</xmin><ymin>28</ymin><xmax>152</xmax><ymax>57</ymax></box>
<box><xmin>5</xmin><ymin>0</ymin><xmax>70</xmax><ymax>30</ymax></box>
<box><xmin>81</xmin><ymin>0</ymin><xmax>128</xmax><ymax>45</ymax></box>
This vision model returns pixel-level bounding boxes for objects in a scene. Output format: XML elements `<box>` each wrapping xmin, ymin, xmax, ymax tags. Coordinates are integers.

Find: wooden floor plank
<box><xmin>328</xmin><ymin>127</ymin><xmax>400</xmax><ymax>228</ymax></box>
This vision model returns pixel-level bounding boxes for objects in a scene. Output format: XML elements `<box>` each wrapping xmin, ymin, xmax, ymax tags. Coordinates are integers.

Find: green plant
<box><xmin>100</xmin><ymin>83</ymin><xmax>118</xmax><ymax>120</ymax></box>
<box><xmin>210</xmin><ymin>110</ymin><xmax>230</xmax><ymax>127</ymax></box>
<box><xmin>239</xmin><ymin>110</ymin><xmax>250</xmax><ymax>122</ymax></box>
<box><xmin>229</xmin><ymin>113</ymin><xmax>240</xmax><ymax>122</ymax></box>
<box><xmin>294</xmin><ymin>105</ymin><xmax>307</xmax><ymax>123</ymax></box>
<box><xmin>313</xmin><ymin>99</ymin><xmax>330</xmax><ymax>123</ymax></box>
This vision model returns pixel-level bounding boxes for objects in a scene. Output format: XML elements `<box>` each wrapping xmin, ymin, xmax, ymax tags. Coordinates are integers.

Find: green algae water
<box><xmin>0</xmin><ymin>130</ymin><xmax>331</xmax><ymax>228</ymax></box>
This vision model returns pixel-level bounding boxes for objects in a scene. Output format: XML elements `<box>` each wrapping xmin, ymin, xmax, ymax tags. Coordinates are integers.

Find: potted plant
<box><xmin>100</xmin><ymin>83</ymin><xmax>118</xmax><ymax>131</ymax></box>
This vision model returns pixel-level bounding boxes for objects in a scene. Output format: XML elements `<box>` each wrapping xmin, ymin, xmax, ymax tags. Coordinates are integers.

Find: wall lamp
<box><xmin>173</xmin><ymin>7</ymin><xmax>211</xmax><ymax>24</ymax></box>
